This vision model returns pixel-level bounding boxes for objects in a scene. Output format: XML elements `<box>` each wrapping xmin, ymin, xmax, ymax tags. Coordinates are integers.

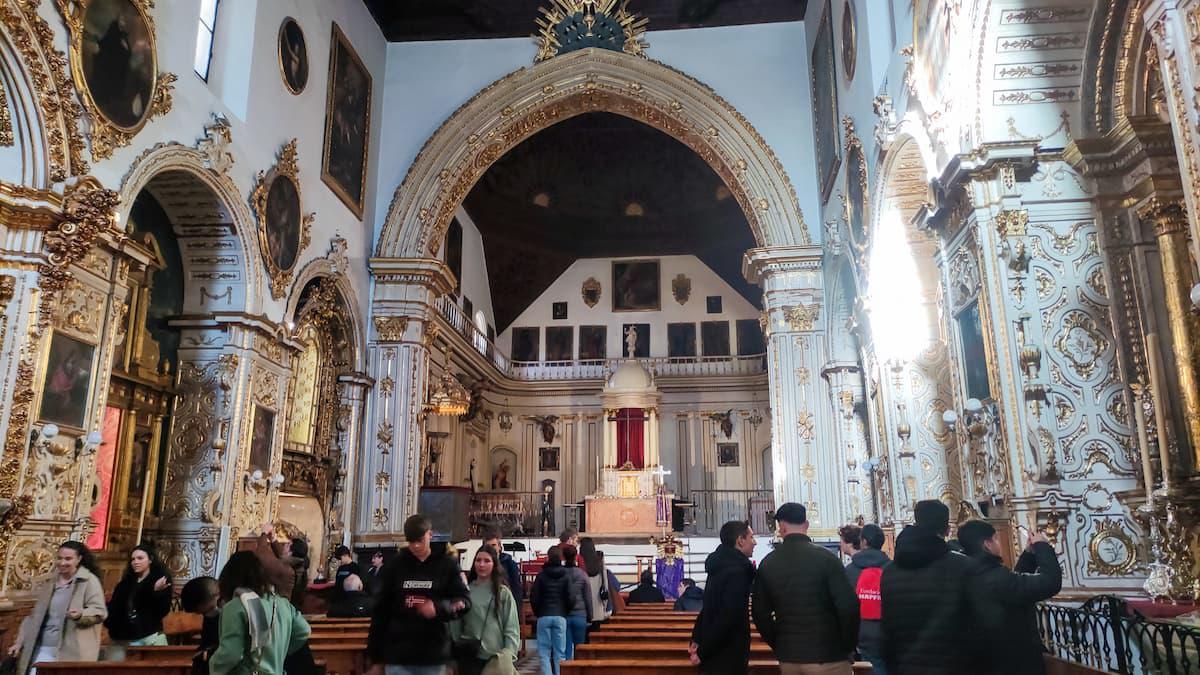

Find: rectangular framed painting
<box><xmin>539</xmin><ymin>447</ymin><xmax>560</xmax><ymax>471</ymax></box>
<box><xmin>511</xmin><ymin>327</ymin><xmax>540</xmax><ymax>362</ymax></box>
<box><xmin>701</xmin><ymin>320</ymin><xmax>731</xmax><ymax>357</ymax></box>
<box><xmin>736</xmin><ymin>319</ymin><xmax>766</xmax><ymax>355</ymax></box>
<box><xmin>956</xmin><ymin>301</ymin><xmax>993</xmax><ymax>401</ymax></box>
<box><xmin>38</xmin><ymin>331</ymin><xmax>97</xmax><ymax>430</ymax></box>
<box><xmin>248</xmin><ymin>404</ymin><xmax>276</xmax><ymax>472</ymax></box>
<box><xmin>579</xmin><ymin>325</ymin><xmax>607</xmax><ymax>360</ymax></box>
<box><xmin>552</xmin><ymin>301</ymin><xmax>568</xmax><ymax>320</ymax></box>
<box><xmin>810</xmin><ymin>0</ymin><xmax>841</xmax><ymax>204</ymax></box>
<box><xmin>545</xmin><ymin>326</ymin><xmax>574</xmax><ymax>362</ymax></box>
<box><xmin>717</xmin><ymin>443</ymin><xmax>739</xmax><ymax>467</ymax></box>
<box><xmin>612</xmin><ymin>260</ymin><xmax>660</xmax><ymax>311</ymax></box>
<box><xmin>667</xmin><ymin>322</ymin><xmax>697</xmax><ymax>358</ymax></box>
<box><xmin>322</xmin><ymin>23</ymin><xmax>372</xmax><ymax>218</ymax></box>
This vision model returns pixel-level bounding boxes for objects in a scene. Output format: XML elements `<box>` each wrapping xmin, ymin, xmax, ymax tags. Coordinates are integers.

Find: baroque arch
<box><xmin>375</xmin><ymin>48</ymin><xmax>809</xmax><ymax>259</ymax></box>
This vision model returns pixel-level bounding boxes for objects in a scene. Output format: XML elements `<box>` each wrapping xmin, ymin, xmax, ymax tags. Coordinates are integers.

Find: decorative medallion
<box><xmin>671</xmin><ymin>273</ymin><xmax>691</xmax><ymax>305</ymax></box>
<box><xmin>278</xmin><ymin>17</ymin><xmax>309</xmax><ymax>95</ymax></box>
<box><xmin>1087</xmin><ymin>518</ymin><xmax>1137</xmax><ymax>576</ymax></box>
<box><xmin>581</xmin><ymin>277</ymin><xmax>601</xmax><ymax>308</ymax></box>
<box><xmin>56</xmin><ymin>0</ymin><xmax>176</xmax><ymax>160</ymax></box>
<box><xmin>533</xmin><ymin>0</ymin><xmax>649</xmax><ymax>63</ymax></box>
<box><xmin>251</xmin><ymin>139</ymin><xmax>314</xmax><ymax>299</ymax></box>
<box><xmin>1054</xmin><ymin>311</ymin><xmax>1107</xmax><ymax>380</ymax></box>
<box><xmin>841</xmin><ymin>0</ymin><xmax>858</xmax><ymax>82</ymax></box>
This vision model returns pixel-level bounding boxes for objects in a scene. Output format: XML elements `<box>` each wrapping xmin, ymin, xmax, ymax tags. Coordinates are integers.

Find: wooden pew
<box><xmin>589</xmin><ymin>631</ymin><xmax>763</xmax><ymax>644</ymax></box>
<box><xmin>575</xmin><ymin>642</ymin><xmax>776</xmax><ymax>660</ymax></box>
<box><xmin>562</xmin><ymin>660</ymin><xmax>874</xmax><ymax>674</ymax></box>
<box><xmin>129</xmin><ymin>643</ymin><xmax>367</xmax><ymax>675</ymax></box>
<box><xmin>592</xmin><ymin>623</ymin><xmax>697</xmax><ymax>633</ymax></box>
<box><xmin>35</xmin><ymin>662</ymin><xmax>193</xmax><ymax>675</ymax></box>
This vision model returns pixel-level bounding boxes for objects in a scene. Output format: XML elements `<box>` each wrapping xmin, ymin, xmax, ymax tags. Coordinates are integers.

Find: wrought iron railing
<box><xmin>1036</xmin><ymin>594</ymin><xmax>1200</xmax><ymax>674</ymax></box>
<box><xmin>687</xmin><ymin>489</ymin><xmax>775</xmax><ymax>536</ymax></box>
<box><xmin>468</xmin><ymin>491</ymin><xmax>553</xmax><ymax>538</ymax></box>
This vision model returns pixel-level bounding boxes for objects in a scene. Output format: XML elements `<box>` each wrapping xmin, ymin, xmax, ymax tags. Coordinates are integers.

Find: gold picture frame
<box><xmin>56</xmin><ymin>0</ymin><xmax>176</xmax><ymax>160</ymax></box>
<box><xmin>810</xmin><ymin>0</ymin><xmax>841</xmax><ymax>204</ymax></box>
<box><xmin>841</xmin><ymin>0</ymin><xmax>858</xmax><ymax>82</ymax></box>
<box><xmin>278</xmin><ymin>16</ymin><xmax>309</xmax><ymax>95</ymax></box>
<box><xmin>321</xmin><ymin>23</ymin><xmax>372</xmax><ymax>219</ymax></box>
<box><xmin>840</xmin><ymin>116</ymin><xmax>869</xmax><ymax>259</ymax></box>
<box><xmin>252</xmin><ymin>139</ymin><xmax>314</xmax><ymax>299</ymax></box>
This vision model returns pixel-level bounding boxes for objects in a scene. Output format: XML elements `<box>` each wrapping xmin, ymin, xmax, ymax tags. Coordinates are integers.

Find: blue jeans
<box><xmin>565</xmin><ymin>614</ymin><xmax>589</xmax><ymax>659</ymax></box>
<box><xmin>536</xmin><ymin>615</ymin><xmax>567</xmax><ymax>675</ymax></box>
<box><xmin>384</xmin><ymin>667</ymin><xmax>445</xmax><ymax>675</ymax></box>
<box><xmin>858</xmin><ymin>646</ymin><xmax>886</xmax><ymax>675</ymax></box>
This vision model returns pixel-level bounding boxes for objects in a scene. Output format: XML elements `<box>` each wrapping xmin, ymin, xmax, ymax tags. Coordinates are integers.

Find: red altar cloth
<box><xmin>616</xmin><ymin>407</ymin><xmax>644</xmax><ymax>468</ymax></box>
<box><xmin>1128</xmin><ymin>599</ymin><xmax>1197</xmax><ymax>619</ymax></box>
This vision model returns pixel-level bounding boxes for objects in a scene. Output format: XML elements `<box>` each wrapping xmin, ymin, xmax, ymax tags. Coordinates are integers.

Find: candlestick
<box><xmin>1131</xmin><ymin>383</ymin><xmax>1155</xmax><ymax>506</ymax></box>
<box><xmin>1146</xmin><ymin>332</ymin><xmax>1172</xmax><ymax>490</ymax></box>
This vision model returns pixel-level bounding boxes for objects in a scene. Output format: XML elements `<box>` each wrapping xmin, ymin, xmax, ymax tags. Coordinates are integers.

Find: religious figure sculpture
<box><xmin>624</xmin><ymin>324</ymin><xmax>638</xmax><ymax>357</ymax></box>
<box><xmin>492</xmin><ymin>460</ymin><xmax>510</xmax><ymax>490</ymax></box>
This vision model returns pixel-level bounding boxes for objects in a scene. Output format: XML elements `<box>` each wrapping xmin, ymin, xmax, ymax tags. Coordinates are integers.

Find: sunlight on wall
<box><xmin>868</xmin><ymin>209</ymin><xmax>930</xmax><ymax>364</ymax></box>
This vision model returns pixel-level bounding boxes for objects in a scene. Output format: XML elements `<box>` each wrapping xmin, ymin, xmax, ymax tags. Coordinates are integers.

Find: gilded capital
<box><xmin>373</xmin><ymin>315</ymin><xmax>411</xmax><ymax>342</ymax></box>
<box><xmin>1137</xmin><ymin>198</ymin><xmax>1189</xmax><ymax>237</ymax></box>
<box><xmin>994</xmin><ymin>209</ymin><xmax>1029</xmax><ymax>238</ymax></box>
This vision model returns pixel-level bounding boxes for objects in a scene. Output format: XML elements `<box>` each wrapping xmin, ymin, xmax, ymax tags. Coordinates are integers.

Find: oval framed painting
<box><xmin>278</xmin><ymin>17</ymin><xmax>309</xmax><ymax>95</ymax></box>
<box><xmin>841</xmin><ymin>0</ymin><xmax>858</xmax><ymax>82</ymax></box>
<box><xmin>252</xmin><ymin>140</ymin><xmax>312</xmax><ymax>298</ymax></box>
<box><xmin>78</xmin><ymin>0</ymin><xmax>158</xmax><ymax>131</ymax></box>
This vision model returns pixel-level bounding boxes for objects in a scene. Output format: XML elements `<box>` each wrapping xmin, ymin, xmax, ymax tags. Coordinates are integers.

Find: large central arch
<box><xmin>375</xmin><ymin>48</ymin><xmax>810</xmax><ymax>258</ymax></box>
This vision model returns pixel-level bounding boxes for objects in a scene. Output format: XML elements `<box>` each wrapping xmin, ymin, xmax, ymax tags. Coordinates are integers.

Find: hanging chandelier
<box><xmin>427</xmin><ymin>343</ymin><xmax>471</xmax><ymax>416</ymax></box>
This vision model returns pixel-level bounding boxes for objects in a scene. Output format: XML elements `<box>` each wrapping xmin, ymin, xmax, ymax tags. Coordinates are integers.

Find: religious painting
<box><xmin>545</xmin><ymin>326</ymin><xmax>573</xmax><ymax>362</ymax></box>
<box><xmin>844</xmin><ymin>125</ymin><xmax>868</xmax><ymax>253</ymax></box>
<box><xmin>622</xmin><ymin>323</ymin><xmax>650</xmax><ymax>358</ymax></box>
<box><xmin>667</xmin><ymin>323</ymin><xmax>697</xmax><ymax>358</ymax></box>
<box><xmin>278</xmin><ymin>17</ymin><xmax>308</xmax><ymax>95</ymax></box>
<box><xmin>125</xmin><ymin>428</ymin><xmax>153</xmax><ymax>512</ymax></box>
<box><xmin>913</xmin><ymin>0</ymin><xmax>960</xmax><ymax>102</ymax></box>
<box><xmin>841</xmin><ymin>0</ymin><xmax>858</xmax><ymax>82</ymax></box>
<box><xmin>811</xmin><ymin>0</ymin><xmax>841</xmax><ymax>204</ymax></box>
<box><xmin>717</xmin><ymin>443</ymin><xmax>739</xmax><ymax>468</ymax></box>
<box><xmin>264</xmin><ymin>173</ymin><xmax>302</xmax><ymax>273</ymax></box>
<box><xmin>322</xmin><ymin>23</ymin><xmax>372</xmax><ymax>218</ymax></box>
<box><xmin>39</xmin><ymin>332</ymin><xmax>96</xmax><ymax>429</ymax></box>
<box><xmin>552</xmin><ymin>301</ymin><xmax>568</xmax><ymax>320</ymax></box>
<box><xmin>539</xmin><ymin>447</ymin><xmax>560</xmax><ymax>471</ymax></box>
<box><xmin>736</xmin><ymin>319</ymin><xmax>766</xmax><ymax>355</ymax></box>
<box><xmin>248</xmin><ymin>404</ymin><xmax>276</xmax><ymax>472</ymax></box>
<box><xmin>701</xmin><ymin>321</ymin><xmax>731</xmax><ymax>357</ymax></box>
<box><xmin>956</xmin><ymin>301</ymin><xmax>992</xmax><ymax>400</ymax></box>
<box><xmin>612</xmin><ymin>260</ymin><xmax>660</xmax><ymax>311</ymax></box>
<box><xmin>511</xmin><ymin>327</ymin><xmax>539</xmax><ymax>362</ymax></box>
<box><xmin>253</xmin><ymin>140</ymin><xmax>313</xmax><ymax>298</ymax></box>
<box><xmin>706</xmin><ymin>295</ymin><xmax>723</xmax><ymax>314</ymax></box>
<box><xmin>579</xmin><ymin>325</ymin><xmax>607</xmax><ymax>361</ymax></box>
<box><xmin>78</xmin><ymin>0</ymin><xmax>157</xmax><ymax>130</ymax></box>
<box><xmin>490</xmin><ymin>448</ymin><xmax>517</xmax><ymax>491</ymax></box>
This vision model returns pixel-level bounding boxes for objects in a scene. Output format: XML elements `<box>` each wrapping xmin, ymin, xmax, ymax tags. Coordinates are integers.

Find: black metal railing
<box><xmin>1037</xmin><ymin>594</ymin><xmax>1200</xmax><ymax>674</ymax></box>
<box><xmin>687</xmin><ymin>489</ymin><xmax>775</xmax><ymax>536</ymax></box>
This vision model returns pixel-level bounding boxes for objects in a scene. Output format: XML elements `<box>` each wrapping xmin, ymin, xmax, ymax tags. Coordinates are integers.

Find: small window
<box><xmin>193</xmin><ymin>0</ymin><xmax>219</xmax><ymax>81</ymax></box>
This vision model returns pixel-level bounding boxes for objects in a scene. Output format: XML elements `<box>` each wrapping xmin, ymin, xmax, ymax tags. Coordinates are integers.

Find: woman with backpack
<box><xmin>559</xmin><ymin>545</ymin><xmax>593</xmax><ymax>659</ymax></box>
<box><xmin>529</xmin><ymin>547</ymin><xmax>570</xmax><ymax>675</ymax></box>
<box><xmin>450</xmin><ymin>545</ymin><xmax>520</xmax><ymax>675</ymax></box>
<box><xmin>103</xmin><ymin>544</ymin><xmax>173</xmax><ymax>659</ymax></box>
<box><xmin>209</xmin><ymin>551</ymin><xmax>311</xmax><ymax>675</ymax></box>
<box><xmin>579</xmin><ymin>538</ymin><xmax>622</xmax><ymax>627</ymax></box>
<box><xmin>844</xmin><ymin>523</ymin><xmax>890</xmax><ymax>674</ymax></box>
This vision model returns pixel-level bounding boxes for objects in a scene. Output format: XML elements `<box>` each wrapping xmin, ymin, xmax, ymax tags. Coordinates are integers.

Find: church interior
<box><xmin>0</xmin><ymin>0</ymin><xmax>1199</xmax><ymax>671</ymax></box>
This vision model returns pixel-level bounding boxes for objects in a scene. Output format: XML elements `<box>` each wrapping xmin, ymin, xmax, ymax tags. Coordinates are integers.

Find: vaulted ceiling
<box><xmin>463</xmin><ymin>111</ymin><xmax>760</xmax><ymax>331</ymax></box>
<box><xmin>362</xmin><ymin>0</ymin><xmax>807</xmax><ymax>41</ymax></box>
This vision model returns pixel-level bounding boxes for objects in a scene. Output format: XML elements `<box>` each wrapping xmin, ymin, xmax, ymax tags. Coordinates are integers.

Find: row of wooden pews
<box><xmin>560</xmin><ymin>601</ymin><xmax>874</xmax><ymax>675</ymax></box>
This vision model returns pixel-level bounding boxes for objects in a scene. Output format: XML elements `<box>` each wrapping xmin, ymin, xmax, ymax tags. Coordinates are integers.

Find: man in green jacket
<box><xmin>752</xmin><ymin>502</ymin><xmax>859</xmax><ymax>675</ymax></box>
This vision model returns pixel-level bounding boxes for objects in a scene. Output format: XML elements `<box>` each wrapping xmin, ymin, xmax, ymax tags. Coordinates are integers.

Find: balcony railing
<box><xmin>1036</xmin><ymin>594</ymin><xmax>1200</xmax><ymax>674</ymax></box>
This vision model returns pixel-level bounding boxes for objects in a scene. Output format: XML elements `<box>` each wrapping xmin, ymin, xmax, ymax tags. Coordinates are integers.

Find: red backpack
<box><xmin>855</xmin><ymin>567</ymin><xmax>883</xmax><ymax>620</ymax></box>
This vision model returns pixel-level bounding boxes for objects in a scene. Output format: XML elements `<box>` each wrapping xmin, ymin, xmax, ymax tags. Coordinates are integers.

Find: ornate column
<box><xmin>822</xmin><ymin>363</ymin><xmax>872</xmax><ymax>521</ymax></box>
<box><xmin>744</xmin><ymin>245</ymin><xmax>843</xmax><ymax>534</ymax></box>
<box><xmin>1139</xmin><ymin>200</ymin><xmax>1200</xmax><ymax>470</ymax></box>
<box><xmin>360</xmin><ymin>258</ymin><xmax>454</xmax><ymax>541</ymax></box>
<box><xmin>1144</xmin><ymin>0</ymin><xmax>1200</xmax><ymax>275</ymax></box>
<box><xmin>332</xmin><ymin>372</ymin><xmax>372</xmax><ymax>547</ymax></box>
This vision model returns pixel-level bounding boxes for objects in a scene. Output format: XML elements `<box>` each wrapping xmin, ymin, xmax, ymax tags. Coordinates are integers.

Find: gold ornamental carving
<box><xmin>55</xmin><ymin>0</ymin><xmax>176</xmax><ymax>160</ymax></box>
<box><xmin>251</xmin><ymin>139</ymin><xmax>315</xmax><ymax>299</ymax></box>
<box><xmin>533</xmin><ymin>0</ymin><xmax>649</xmax><ymax>63</ymax></box>
<box><xmin>1086</xmin><ymin>518</ymin><xmax>1138</xmax><ymax>576</ymax></box>
<box><xmin>0</xmin><ymin>81</ymin><xmax>13</xmax><ymax>146</ymax></box>
<box><xmin>782</xmin><ymin>303</ymin><xmax>820</xmax><ymax>332</ymax></box>
<box><xmin>994</xmin><ymin>209</ymin><xmax>1029</xmax><ymax>237</ymax></box>
<box><xmin>581</xmin><ymin>276</ymin><xmax>601</xmax><ymax>307</ymax></box>
<box><xmin>374</xmin><ymin>316</ymin><xmax>410</xmax><ymax>342</ymax></box>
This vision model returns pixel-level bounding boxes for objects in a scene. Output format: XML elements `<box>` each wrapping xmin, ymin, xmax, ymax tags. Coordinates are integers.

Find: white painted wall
<box><xmin>375</xmin><ymin>22</ymin><xmax>821</xmax><ymax>248</ymax></box>
<box><xmin>449</xmin><ymin>206</ymin><xmax>497</xmax><ymax>335</ymax></box>
<box><xmin>496</xmin><ymin>255</ymin><xmax>761</xmax><ymax>360</ymax></box>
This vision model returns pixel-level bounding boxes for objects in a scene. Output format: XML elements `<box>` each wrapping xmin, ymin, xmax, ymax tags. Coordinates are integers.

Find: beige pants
<box><xmin>778</xmin><ymin>662</ymin><xmax>854</xmax><ymax>675</ymax></box>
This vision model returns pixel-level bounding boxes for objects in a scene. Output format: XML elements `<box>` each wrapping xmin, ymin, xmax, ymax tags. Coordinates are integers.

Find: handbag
<box><xmin>452</xmin><ymin>596</ymin><xmax>493</xmax><ymax>661</ymax></box>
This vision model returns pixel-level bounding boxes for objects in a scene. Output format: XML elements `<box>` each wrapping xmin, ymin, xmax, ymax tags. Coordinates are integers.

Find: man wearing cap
<box><xmin>752</xmin><ymin>502</ymin><xmax>859</xmax><ymax>674</ymax></box>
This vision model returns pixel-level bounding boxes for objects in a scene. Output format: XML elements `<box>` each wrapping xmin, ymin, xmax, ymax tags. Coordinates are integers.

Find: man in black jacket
<box><xmin>673</xmin><ymin>578</ymin><xmax>704</xmax><ymax>611</ymax></box>
<box><xmin>752</xmin><ymin>503</ymin><xmax>859</xmax><ymax>674</ymax></box>
<box><xmin>368</xmin><ymin>514</ymin><xmax>470</xmax><ymax>674</ymax></box>
<box><xmin>959</xmin><ymin>520</ymin><xmax>1062</xmax><ymax>675</ymax></box>
<box><xmin>690</xmin><ymin>520</ymin><xmax>757</xmax><ymax>674</ymax></box>
<box><xmin>845</xmin><ymin>523</ymin><xmax>889</xmax><ymax>674</ymax></box>
<box><xmin>627</xmin><ymin>570</ymin><xmax>666</xmax><ymax>604</ymax></box>
<box><xmin>880</xmin><ymin>499</ymin><xmax>975</xmax><ymax>675</ymax></box>
<box><xmin>483</xmin><ymin>528</ymin><xmax>524</xmax><ymax>607</ymax></box>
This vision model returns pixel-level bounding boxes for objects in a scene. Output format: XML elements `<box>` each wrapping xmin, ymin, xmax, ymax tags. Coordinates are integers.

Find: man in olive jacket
<box><xmin>752</xmin><ymin>503</ymin><xmax>859</xmax><ymax>674</ymax></box>
<box><xmin>959</xmin><ymin>520</ymin><xmax>1062</xmax><ymax>675</ymax></box>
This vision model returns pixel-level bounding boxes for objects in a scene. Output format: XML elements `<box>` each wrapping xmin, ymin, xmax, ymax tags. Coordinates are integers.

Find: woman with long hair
<box><xmin>559</xmin><ymin>545</ymin><xmax>593</xmax><ymax>660</ymax></box>
<box><xmin>578</xmin><ymin>538</ymin><xmax>617</xmax><ymax>626</ymax></box>
<box><xmin>209</xmin><ymin>551</ymin><xmax>311</xmax><ymax>675</ymax></box>
<box><xmin>450</xmin><ymin>545</ymin><xmax>520</xmax><ymax>675</ymax></box>
<box><xmin>103</xmin><ymin>544</ymin><xmax>173</xmax><ymax>659</ymax></box>
<box><xmin>8</xmin><ymin>541</ymin><xmax>106</xmax><ymax>674</ymax></box>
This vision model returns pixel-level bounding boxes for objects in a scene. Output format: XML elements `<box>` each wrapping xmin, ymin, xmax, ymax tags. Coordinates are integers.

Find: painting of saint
<box><xmin>80</xmin><ymin>0</ymin><xmax>156</xmax><ymax>129</ymax></box>
<box><xmin>717</xmin><ymin>443</ymin><xmax>739</xmax><ymax>467</ymax></box>
<box><xmin>248</xmin><ymin>405</ymin><xmax>276</xmax><ymax>471</ymax></box>
<box><xmin>612</xmin><ymin>260</ymin><xmax>660</xmax><ymax>311</ymax></box>
<box><xmin>701</xmin><ymin>321</ymin><xmax>731</xmax><ymax>357</ymax></box>
<box><xmin>322</xmin><ymin>23</ymin><xmax>372</xmax><ymax>217</ymax></box>
<box><xmin>545</xmin><ymin>327</ymin><xmax>573</xmax><ymax>362</ymax></box>
<box><xmin>539</xmin><ymin>447</ymin><xmax>560</xmax><ymax>471</ymax></box>
<box><xmin>39</xmin><ymin>332</ymin><xmax>96</xmax><ymax>429</ymax></box>
<box><xmin>579</xmin><ymin>325</ymin><xmax>606</xmax><ymax>361</ymax></box>
<box><xmin>668</xmin><ymin>323</ymin><xmax>696</xmax><ymax>358</ymax></box>
<box><xmin>278</xmin><ymin>17</ymin><xmax>308</xmax><ymax>95</ymax></box>
<box><xmin>736</xmin><ymin>319</ymin><xmax>766</xmax><ymax>355</ymax></box>
<box><xmin>490</xmin><ymin>448</ymin><xmax>517</xmax><ymax>491</ymax></box>
<box><xmin>511</xmin><ymin>327</ymin><xmax>539</xmax><ymax>362</ymax></box>
<box><xmin>264</xmin><ymin>175</ymin><xmax>301</xmax><ymax>273</ymax></box>
<box><xmin>810</xmin><ymin>0</ymin><xmax>841</xmax><ymax>204</ymax></box>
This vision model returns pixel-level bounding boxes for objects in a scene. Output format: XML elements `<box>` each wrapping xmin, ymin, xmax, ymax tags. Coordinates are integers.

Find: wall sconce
<box><xmin>245</xmin><ymin>469</ymin><xmax>285</xmax><ymax>491</ymax></box>
<box><xmin>964</xmin><ymin>398</ymin><xmax>990</xmax><ymax>438</ymax></box>
<box><xmin>75</xmin><ymin>431</ymin><xmax>104</xmax><ymax>456</ymax></box>
<box><xmin>942</xmin><ymin>409</ymin><xmax>958</xmax><ymax>432</ymax></box>
<box><xmin>846</xmin><ymin>455</ymin><xmax>860</xmax><ymax>484</ymax></box>
<box><xmin>31</xmin><ymin>424</ymin><xmax>60</xmax><ymax>450</ymax></box>
<box><xmin>1191</xmin><ymin>283</ymin><xmax>1200</xmax><ymax>315</ymax></box>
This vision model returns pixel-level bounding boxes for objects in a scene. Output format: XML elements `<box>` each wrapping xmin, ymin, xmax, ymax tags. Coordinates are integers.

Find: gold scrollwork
<box><xmin>373</xmin><ymin>316</ymin><xmax>410</xmax><ymax>342</ymax></box>
<box><xmin>533</xmin><ymin>0</ymin><xmax>649</xmax><ymax>63</ymax></box>
<box><xmin>55</xmin><ymin>0</ymin><xmax>176</xmax><ymax>160</ymax></box>
<box><xmin>1087</xmin><ymin>518</ymin><xmax>1137</xmax><ymax>576</ymax></box>
<box><xmin>582</xmin><ymin>276</ymin><xmax>601</xmax><ymax>308</ymax></box>
<box><xmin>841</xmin><ymin>116</ymin><xmax>869</xmax><ymax>257</ymax></box>
<box><xmin>1054</xmin><ymin>311</ymin><xmax>1109</xmax><ymax>380</ymax></box>
<box><xmin>782</xmin><ymin>303</ymin><xmax>820</xmax><ymax>332</ymax></box>
<box><xmin>251</xmin><ymin>139</ymin><xmax>315</xmax><ymax>299</ymax></box>
<box><xmin>994</xmin><ymin>209</ymin><xmax>1029</xmax><ymax>237</ymax></box>
<box><xmin>0</xmin><ymin>81</ymin><xmax>13</xmax><ymax>146</ymax></box>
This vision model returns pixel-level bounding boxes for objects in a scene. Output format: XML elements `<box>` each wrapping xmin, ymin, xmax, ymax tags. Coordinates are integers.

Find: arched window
<box><xmin>473</xmin><ymin>310</ymin><xmax>488</xmax><ymax>353</ymax></box>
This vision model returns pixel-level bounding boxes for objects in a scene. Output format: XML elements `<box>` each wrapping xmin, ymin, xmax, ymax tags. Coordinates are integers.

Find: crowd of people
<box><xmin>0</xmin><ymin>499</ymin><xmax>1062</xmax><ymax>675</ymax></box>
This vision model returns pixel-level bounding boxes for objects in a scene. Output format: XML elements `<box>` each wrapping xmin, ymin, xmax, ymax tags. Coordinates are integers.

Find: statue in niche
<box><xmin>624</xmin><ymin>325</ymin><xmax>638</xmax><ymax>358</ymax></box>
<box><xmin>492</xmin><ymin>460</ymin><xmax>511</xmax><ymax>490</ymax></box>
